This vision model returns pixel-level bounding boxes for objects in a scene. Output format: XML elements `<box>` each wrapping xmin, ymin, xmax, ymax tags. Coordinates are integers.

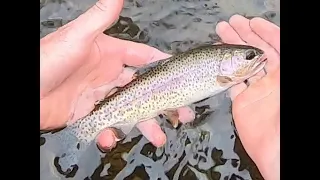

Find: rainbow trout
<box><xmin>42</xmin><ymin>44</ymin><xmax>266</xmax><ymax>174</ymax></box>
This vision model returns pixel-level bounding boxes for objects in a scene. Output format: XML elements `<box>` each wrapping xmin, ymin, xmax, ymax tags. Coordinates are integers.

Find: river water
<box><xmin>40</xmin><ymin>0</ymin><xmax>280</xmax><ymax>179</ymax></box>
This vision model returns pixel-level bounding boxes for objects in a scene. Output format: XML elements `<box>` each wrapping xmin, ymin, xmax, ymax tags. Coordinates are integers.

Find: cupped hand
<box><xmin>216</xmin><ymin>15</ymin><xmax>280</xmax><ymax>179</ymax></box>
<box><xmin>40</xmin><ymin>0</ymin><xmax>186</xmax><ymax>150</ymax></box>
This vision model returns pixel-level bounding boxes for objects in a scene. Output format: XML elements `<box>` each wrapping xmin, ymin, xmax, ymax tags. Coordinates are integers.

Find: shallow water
<box><xmin>40</xmin><ymin>0</ymin><xmax>280</xmax><ymax>179</ymax></box>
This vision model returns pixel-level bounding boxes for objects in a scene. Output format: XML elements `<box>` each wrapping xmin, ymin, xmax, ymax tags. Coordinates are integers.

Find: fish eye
<box><xmin>245</xmin><ymin>50</ymin><xmax>256</xmax><ymax>60</ymax></box>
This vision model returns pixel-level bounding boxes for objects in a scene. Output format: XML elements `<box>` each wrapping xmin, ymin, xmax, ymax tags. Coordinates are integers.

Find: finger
<box><xmin>177</xmin><ymin>106</ymin><xmax>196</xmax><ymax>123</ymax></box>
<box><xmin>215</xmin><ymin>21</ymin><xmax>246</xmax><ymax>44</ymax></box>
<box><xmin>228</xmin><ymin>15</ymin><xmax>279</xmax><ymax>72</ymax></box>
<box><xmin>136</xmin><ymin>119</ymin><xmax>167</xmax><ymax>147</ymax></box>
<box><xmin>250</xmin><ymin>17</ymin><xmax>280</xmax><ymax>53</ymax></box>
<box><xmin>97</xmin><ymin>129</ymin><xmax>117</xmax><ymax>151</ymax></box>
<box><xmin>228</xmin><ymin>82</ymin><xmax>247</xmax><ymax>101</ymax></box>
<box><xmin>229</xmin><ymin>15</ymin><xmax>273</xmax><ymax>51</ymax></box>
<box><xmin>97</xmin><ymin>35</ymin><xmax>171</xmax><ymax>67</ymax></box>
<box><xmin>71</xmin><ymin>0</ymin><xmax>124</xmax><ymax>39</ymax></box>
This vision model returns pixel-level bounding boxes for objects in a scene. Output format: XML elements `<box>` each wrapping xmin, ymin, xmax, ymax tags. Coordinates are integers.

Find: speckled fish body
<box><xmin>42</xmin><ymin>44</ymin><xmax>266</xmax><ymax>174</ymax></box>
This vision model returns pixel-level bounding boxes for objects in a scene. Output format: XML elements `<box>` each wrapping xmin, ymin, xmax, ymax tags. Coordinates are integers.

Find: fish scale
<box><xmin>41</xmin><ymin>44</ymin><xmax>266</xmax><ymax>174</ymax></box>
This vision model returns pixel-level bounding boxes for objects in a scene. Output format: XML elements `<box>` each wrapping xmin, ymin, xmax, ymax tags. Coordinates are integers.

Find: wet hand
<box><xmin>216</xmin><ymin>15</ymin><xmax>280</xmax><ymax>179</ymax></box>
<box><xmin>40</xmin><ymin>0</ymin><xmax>191</xmax><ymax>150</ymax></box>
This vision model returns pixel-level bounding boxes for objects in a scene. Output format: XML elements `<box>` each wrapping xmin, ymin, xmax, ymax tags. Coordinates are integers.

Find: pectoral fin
<box><xmin>163</xmin><ymin>110</ymin><xmax>180</xmax><ymax>128</ymax></box>
<box><xmin>109</xmin><ymin>121</ymin><xmax>137</xmax><ymax>141</ymax></box>
<box><xmin>106</xmin><ymin>88</ymin><xmax>119</xmax><ymax>97</ymax></box>
<box><xmin>216</xmin><ymin>75</ymin><xmax>233</xmax><ymax>86</ymax></box>
<box><xmin>108</xmin><ymin>127</ymin><xmax>127</xmax><ymax>141</ymax></box>
<box><xmin>132</xmin><ymin>72</ymin><xmax>139</xmax><ymax>80</ymax></box>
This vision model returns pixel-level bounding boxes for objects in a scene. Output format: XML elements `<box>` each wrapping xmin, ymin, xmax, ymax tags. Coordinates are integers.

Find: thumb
<box><xmin>71</xmin><ymin>0</ymin><xmax>123</xmax><ymax>38</ymax></box>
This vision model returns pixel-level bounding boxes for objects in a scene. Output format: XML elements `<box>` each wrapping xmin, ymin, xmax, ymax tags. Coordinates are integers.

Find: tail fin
<box><xmin>41</xmin><ymin>127</ymin><xmax>92</xmax><ymax>175</ymax></box>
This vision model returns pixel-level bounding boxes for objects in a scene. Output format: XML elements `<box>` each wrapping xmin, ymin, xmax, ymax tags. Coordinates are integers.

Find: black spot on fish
<box><xmin>77</xmin><ymin>143</ymin><xmax>80</xmax><ymax>149</ymax></box>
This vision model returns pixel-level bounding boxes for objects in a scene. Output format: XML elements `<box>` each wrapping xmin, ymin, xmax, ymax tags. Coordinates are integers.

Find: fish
<box><xmin>41</xmin><ymin>44</ymin><xmax>266</xmax><ymax>175</ymax></box>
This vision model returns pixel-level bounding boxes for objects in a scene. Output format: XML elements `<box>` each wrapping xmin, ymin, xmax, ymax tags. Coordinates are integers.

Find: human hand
<box><xmin>216</xmin><ymin>15</ymin><xmax>280</xmax><ymax>180</ymax></box>
<box><xmin>40</xmin><ymin>0</ymin><xmax>196</xmax><ymax>150</ymax></box>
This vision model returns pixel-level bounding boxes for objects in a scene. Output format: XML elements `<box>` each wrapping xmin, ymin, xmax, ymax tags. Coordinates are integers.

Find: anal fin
<box><xmin>163</xmin><ymin>110</ymin><xmax>180</xmax><ymax>128</ymax></box>
<box><xmin>109</xmin><ymin>121</ymin><xmax>137</xmax><ymax>141</ymax></box>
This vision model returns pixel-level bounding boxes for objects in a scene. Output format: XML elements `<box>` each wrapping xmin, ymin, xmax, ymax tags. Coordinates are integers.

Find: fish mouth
<box><xmin>250</xmin><ymin>56</ymin><xmax>267</xmax><ymax>74</ymax></box>
<box><xmin>258</xmin><ymin>53</ymin><xmax>267</xmax><ymax>63</ymax></box>
<box><xmin>238</xmin><ymin>54</ymin><xmax>266</xmax><ymax>79</ymax></box>
<box><xmin>232</xmin><ymin>56</ymin><xmax>266</xmax><ymax>78</ymax></box>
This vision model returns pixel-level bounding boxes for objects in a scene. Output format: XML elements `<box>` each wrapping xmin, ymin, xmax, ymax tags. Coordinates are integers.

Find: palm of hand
<box><xmin>216</xmin><ymin>15</ymin><xmax>280</xmax><ymax>178</ymax></box>
<box><xmin>40</xmin><ymin>27</ymin><xmax>168</xmax><ymax>130</ymax></box>
<box><xmin>233</xmin><ymin>66</ymin><xmax>279</xmax><ymax>158</ymax></box>
<box><xmin>40</xmin><ymin>32</ymin><xmax>123</xmax><ymax>130</ymax></box>
<box><xmin>232</xmin><ymin>56</ymin><xmax>280</xmax><ymax>180</ymax></box>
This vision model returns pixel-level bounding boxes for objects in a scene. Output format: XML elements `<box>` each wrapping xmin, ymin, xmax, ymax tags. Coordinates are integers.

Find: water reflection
<box><xmin>40</xmin><ymin>0</ymin><xmax>279</xmax><ymax>179</ymax></box>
